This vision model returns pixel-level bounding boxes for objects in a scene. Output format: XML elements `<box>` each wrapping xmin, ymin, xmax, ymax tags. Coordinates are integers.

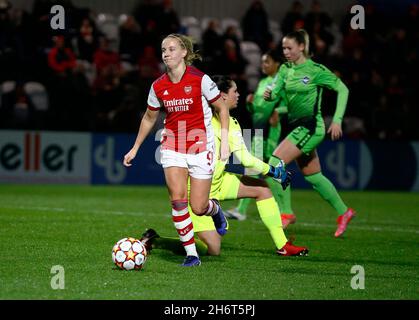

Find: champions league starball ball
<box><xmin>112</xmin><ymin>237</ymin><xmax>147</xmax><ymax>270</ymax></box>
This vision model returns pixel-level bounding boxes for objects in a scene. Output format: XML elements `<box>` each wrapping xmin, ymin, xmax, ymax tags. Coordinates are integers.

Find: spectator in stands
<box><xmin>138</xmin><ymin>45</ymin><xmax>161</xmax><ymax>82</ymax></box>
<box><xmin>75</xmin><ymin>17</ymin><xmax>100</xmax><ymax>63</ymax></box>
<box><xmin>221</xmin><ymin>25</ymin><xmax>242</xmax><ymax>56</ymax></box>
<box><xmin>0</xmin><ymin>81</ymin><xmax>34</xmax><ymax>129</ymax></box>
<box><xmin>92</xmin><ymin>62</ymin><xmax>124</xmax><ymax>132</ymax></box>
<box><xmin>119</xmin><ymin>15</ymin><xmax>143</xmax><ymax>64</ymax></box>
<box><xmin>201</xmin><ymin>19</ymin><xmax>222</xmax><ymax>60</ymax></box>
<box><xmin>31</xmin><ymin>0</ymin><xmax>55</xmax><ymax>49</ymax></box>
<box><xmin>304</xmin><ymin>0</ymin><xmax>332</xmax><ymax>35</ymax></box>
<box><xmin>47</xmin><ymin>35</ymin><xmax>77</xmax><ymax>75</ymax></box>
<box><xmin>93</xmin><ymin>36</ymin><xmax>121</xmax><ymax>76</ymax></box>
<box><xmin>0</xmin><ymin>1</ymin><xmax>24</xmax><ymax>82</ymax></box>
<box><xmin>132</xmin><ymin>0</ymin><xmax>161</xmax><ymax>38</ymax></box>
<box><xmin>158</xmin><ymin>0</ymin><xmax>181</xmax><ymax>36</ymax></box>
<box><xmin>0</xmin><ymin>0</ymin><xmax>418</xmax><ymax>141</ymax></box>
<box><xmin>305</xmin><ymin>1</ymin><xmax>334</xmax><ymax>55</ymax></box>
<box><xmin>217</xmin><ymin>39</ymin><xmax>247</xmax><ymax>82</ymax></box>
<box><xmin>310</xmin><ymin>19</ymin><xmax>334</xmax><ymax>56</ymax></box>
<box><xmin>142</xmin><ymin>17</ymin><xmax>162</xmax><ymax>54</ymax></box>
<box><xmin>281</xmin><ymin>1</ymin><xmax>305</xmax><ymax>36</ymax></box>
<box><xmin>47</xmin><ymin>35</ymin><xmax>91</xmax><ymax>130</ymax></box>
<box><xmin>241</xmin><ymin>0</ymin><xmax>272</xmax><ymax>52</ymax></box>
<box><xmin>341</xmin><ymin>27</ymin><xmax>366</xmax><ymax>57</ymax></box>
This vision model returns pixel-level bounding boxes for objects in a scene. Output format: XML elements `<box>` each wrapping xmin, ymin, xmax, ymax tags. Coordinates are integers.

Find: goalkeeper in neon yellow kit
<box><xmin>225</xmin><ymin>49</ymin><xmax>292</xmax><ymax>224</ymax></box>
<box><xmin>140</xmin><ymin>75</ymin><xmax>308</xmax><ymax>257</ymax></box>
<box><xmin>265</xmin><ymin>29</ymin><xmax>356</xmax><ymax>238</ymax></box>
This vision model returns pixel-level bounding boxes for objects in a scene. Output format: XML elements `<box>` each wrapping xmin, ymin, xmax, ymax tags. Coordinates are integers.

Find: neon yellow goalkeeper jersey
<box><xmin>211</xmin><ymin>115</ymin><xmax>270</xmax><ymax>193</ymax></box>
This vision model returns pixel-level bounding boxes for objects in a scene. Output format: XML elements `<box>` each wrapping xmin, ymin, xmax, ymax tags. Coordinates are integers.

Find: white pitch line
<box><xmin>2</xmin><ymin>205</ymin><xmax>419</xmax><ymax>235</ymax></box>
<box><xmin>0</xmin><ymin>205</ymin><xmax>159</xmax><ymax>217</ymax></box>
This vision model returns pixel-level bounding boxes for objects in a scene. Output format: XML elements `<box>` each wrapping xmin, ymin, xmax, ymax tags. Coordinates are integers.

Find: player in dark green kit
<box><xmin>225</xmin><ymin>50</ymin><xmax>292</xmax><ymax>224</ymax></box>
<box><xmin>265</xmin><ymin>29</ymin><xmax>356</xmax><ymax>238</ymax></box>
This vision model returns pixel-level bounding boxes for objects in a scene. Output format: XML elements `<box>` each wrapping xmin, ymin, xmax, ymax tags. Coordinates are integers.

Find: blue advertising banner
<box><xmin>91</xmin><ymin>133</ymin><xmax>164</xmax><ymax>185</ymax></box>
<box><xmin>2</xmin><ymin>130</ymin><xmax>418</xmax><ymax>191</ymax></box>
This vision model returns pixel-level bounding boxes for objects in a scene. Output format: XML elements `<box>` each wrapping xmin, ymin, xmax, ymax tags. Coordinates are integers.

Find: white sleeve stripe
<box><xmin>201</xmin><ymin>74</ymin><xmax>221</xmax><ymax>102</ymax></box>
<box><xmin>147</xmin><ymin>84</ymin><xmax>161</xmax><ymax>109</ymax></box>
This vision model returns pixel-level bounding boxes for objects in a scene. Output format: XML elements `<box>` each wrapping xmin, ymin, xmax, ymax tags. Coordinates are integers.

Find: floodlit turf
<box><xmin>0</xmin><ymin>184</ymin><xmax>418</xmax><ymax>300</ymax></box>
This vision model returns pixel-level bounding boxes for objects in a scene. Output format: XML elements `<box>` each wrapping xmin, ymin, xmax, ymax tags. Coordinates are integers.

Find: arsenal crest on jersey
<box><xmin>184</xmin><ymin>85</ymin><xmax>192</xmax><ymax>94</ymax></box>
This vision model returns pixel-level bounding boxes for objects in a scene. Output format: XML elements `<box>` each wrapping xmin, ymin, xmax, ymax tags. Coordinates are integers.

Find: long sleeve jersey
<box><xmin>270</xmin><ymin>59</ymin><xmax>349</xmax><ymax>126</ymax></box>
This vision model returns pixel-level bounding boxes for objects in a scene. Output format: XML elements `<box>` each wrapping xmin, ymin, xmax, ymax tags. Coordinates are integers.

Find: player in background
<box><xmin>264</xmin><ymin>29</ymin><xmax>356</xmax><ymax>237</ymax></box>
<box><xmin>123</xmin><ymin>34</ymin><xmax>230</xmax><ymax>267</ymax></box>
<box><xmin>141</xmin><ymin>75</ymin><xmax>308</xmax><ymax>257</ymax></box>
<box><xmin>225</xmin><ymin>49</ymin><xmax>294</xmax><ymax>227</ymax></box>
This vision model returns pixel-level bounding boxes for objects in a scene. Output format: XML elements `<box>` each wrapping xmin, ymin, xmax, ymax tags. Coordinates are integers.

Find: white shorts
<box><xmin>160</xmin><ymin>149</ymin><xmax>215</xmax><ymax>179</ymax></box>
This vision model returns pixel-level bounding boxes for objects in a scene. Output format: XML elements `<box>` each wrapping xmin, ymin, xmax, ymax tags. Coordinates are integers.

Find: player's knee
<box><xmin>190</xmin><ymin>202</ymin><xmax>207</xmax><ymax>216</ymax></box>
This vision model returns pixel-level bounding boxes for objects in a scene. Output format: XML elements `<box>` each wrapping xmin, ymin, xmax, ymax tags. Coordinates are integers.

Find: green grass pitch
<box><xmin>0</xmin><ymin>184</ymin><xmax>418</xmax><ymax>300</ymax></box>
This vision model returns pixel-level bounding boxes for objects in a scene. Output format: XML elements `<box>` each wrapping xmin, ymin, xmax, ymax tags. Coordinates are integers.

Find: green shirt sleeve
<box><xmin>269</xmin><ymin>64</ymin><xmax>287</xmax><ymax>101</ymax></box>
<box><xmin>315</xmin><ymin>65</ymin><xmax>349</xmax><ymax>124</ymax></box>
<box><xmin>246</xmin><ymin>102</ymin><xmax>254</xmax><ymax>113</ymax></box>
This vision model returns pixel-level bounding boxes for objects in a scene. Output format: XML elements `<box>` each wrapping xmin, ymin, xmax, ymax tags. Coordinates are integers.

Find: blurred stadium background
<box><xmin>0</xmin><ymin>0</ymin><xmax>418</xmax><ymax>189</ymax></box>
<box><xmin>1</xmin><ymin>0</ymin><xmax>418</xmax><ymax>301</ymax></box>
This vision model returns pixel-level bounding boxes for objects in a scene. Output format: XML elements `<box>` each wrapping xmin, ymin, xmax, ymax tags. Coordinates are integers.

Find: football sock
<box><xmin>265</xmin><ymin>124</ymin><xmax>281</xmax><ymax>157</ymax></box>
<box><xmin>237</xmin><ymin>198</ymin><xmax>252</xmax><ymax>214</ymax></box>
<box><xmin>304</xmin><ymin>172</ymin><xmax>348</xmax><ymax>215</ymax></box>
<box><xmin>265</xmin><ymin>177</ymin><xmax>293</xmax><ymax>214</ymax></box>
<box><xmin>204</xmin><ymin>199</ymin><xmax>220</xmax><ymax>216</ymax></box>
<box><xmin>171</xmin><ymin>199</ymin><xmax>198</xmax><ymax>257</ymax></box>
<box><xmin>268</xmin><ymin>156</ymin><xmax>294</xmax><ymax>214</ymax></box>
<box><xmin>256</xmin><ymin>197</ymin><xmax>287</xmax><ymax>250</ymax></box>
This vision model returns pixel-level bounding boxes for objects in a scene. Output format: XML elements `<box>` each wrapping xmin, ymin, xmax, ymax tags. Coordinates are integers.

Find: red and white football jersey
<box><xmin>147</xmin><ymin>66</ymin><xmax>220</xmax><ymax>154</ymax></box>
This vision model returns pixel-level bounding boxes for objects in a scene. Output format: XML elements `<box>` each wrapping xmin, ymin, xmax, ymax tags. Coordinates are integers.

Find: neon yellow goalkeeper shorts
<box><xmin>189</xmin><ymin>172</ymin><xmax>241</xmax><ymax>232</ymax></box>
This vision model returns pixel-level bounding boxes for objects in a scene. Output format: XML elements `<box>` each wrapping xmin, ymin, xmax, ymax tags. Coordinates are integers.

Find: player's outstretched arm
<box><xmin>328</xmin><ymin>79</ymin><xmax>348</xmax><ymax>141</ymax></box>
<box><xmin>232</xmin><ymin>135</ymin><xmax>291</xmax><ymax>190</ymax></box>
<box><xmin>123</xmin><ymin>108</ymin><xmax>159</xmax><ymax>167</ymax></box>
<box><xmin>212</xmin><ymin>97</ymin><xmax>231</xmax><ymax>161</ymax></box>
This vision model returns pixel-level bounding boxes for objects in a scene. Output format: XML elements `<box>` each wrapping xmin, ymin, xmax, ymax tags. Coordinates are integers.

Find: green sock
<box><xmin>265</xmin><ymin>177</ymin><xmax>293</xmax><ymax>214</ymax></box>
<box><xmin>154</xmin><ymin>236</ymin><xmax>208</xmax><ymax>256</ymax></box>
<box><xmin>304</xmin><ymin>172</ymin><xmax>348</xmax><ymax>215</ymax></box>
<box><xmin>268</xmin><ymin>156</ymin><xmax>294</xmax><ymax>214</ymax></box>
<box><xmin>265</xmin><ymin>124</ymin><xmax>281</xmax><ymax>157</ymax></box>
<box><xmin>237</xmin><ymin>198</ymin><xmax>251</xmax><ymax>214</ymax></box>
<box><xmin>256</xmin><ymin>197</ymin><xmax>287</xmax><ymax>250</ymax></box>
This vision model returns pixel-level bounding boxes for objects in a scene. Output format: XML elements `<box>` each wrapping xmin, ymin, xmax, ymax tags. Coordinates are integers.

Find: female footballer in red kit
<box><xmin>123</xmin><ymin>34</ymin><xmax>231</xmax><ymax>267</ymax></box>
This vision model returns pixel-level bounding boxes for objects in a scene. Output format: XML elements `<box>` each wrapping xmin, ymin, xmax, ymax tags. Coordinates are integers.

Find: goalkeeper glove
<box><xmin>267</xmin><ymin>161</ymin><xmax>292</xmax><ymax>190</ymax></box>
